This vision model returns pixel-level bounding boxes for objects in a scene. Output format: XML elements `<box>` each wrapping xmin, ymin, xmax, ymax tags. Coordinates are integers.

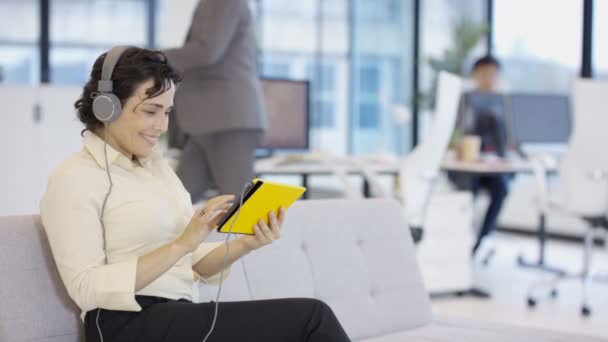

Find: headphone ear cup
<box><xmin>92</xmin><ymin>93</ymin><xmax>122</xmax><ymax>123</ymax></box>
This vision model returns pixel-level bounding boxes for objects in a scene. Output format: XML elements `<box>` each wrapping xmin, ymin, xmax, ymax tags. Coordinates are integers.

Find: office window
<box><xmin>0</xmin><ymin>0</ymin><xmax>39</xmax><ymax>84</ymax></box>
<box><xmin>493</xmin><ymin>0</ymin><xmax>582</xmax><ymax>93</ymax></box>
<box><xmin>351</xmin><ymin>0</ymin><xmax>414</xmax><ymax>155</ymax></box>
<box><xmin>357</xmin><ymin>0</ymin><xmax>402</xmax><ymax>23</ymax></box>
<box><xmin>594</xmin><ymin>0</ymin><xmax>608</xmax><ymax>79</ymax></box>
<box><xmin>50</xmin><ymin>0</ymin><xmax>149</xmax><ymax>85</ymax></box>
<box><xmin>356</xmin><ymin>63</ymin><xmax>381</xmax><ymax>130</ymax></box>
<box><xmin>262</xmin><ymin>0</ymin><xmax>317</xmax><ymax>18</ymax></box>
<box><xmin>262</xmin><ymin>61</ymin><xmax>290</xmax><ymax>78</ymax></box>
<box><xmin>358</xmin><ymin>103</ymin><xmax>380</xmax><ymax>129</ymax></box>
<box><xmin>359</xmin><ymin>65</ymin><xmax>380</xmax><ymax>94</ymax></box>
<box><xmin>312</xmin><ymin>100</ymin><xmax>335</xmax><ymax>128</ymax></box>
<box><xmin>312</xmin><ymin>64</ymin><xmax>336</xmax><ymax>93</ymax></box>
<box><xmin>306</xmin><ymin>62</ymin><xmax>337</xmax><ymax>128</ymax></box>
<box><xmin>259</xmin><ymin>0</ymin><xmax>348</xmax><ymax>154</ymax></box>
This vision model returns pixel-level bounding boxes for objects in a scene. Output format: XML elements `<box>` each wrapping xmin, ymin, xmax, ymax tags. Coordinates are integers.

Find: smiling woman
<box><xmin>40</xmin><ymin>45</ymin><xmax>350</xmax><ymax>342</ymax></box>
<box><xmin>74</xmin><ymin>47</ymin><xmax>181</xmax><ymax>161</ymax></box>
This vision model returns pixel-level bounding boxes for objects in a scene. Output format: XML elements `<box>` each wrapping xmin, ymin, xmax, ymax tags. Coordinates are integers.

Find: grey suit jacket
<box><xmin>164</xmin><ymin>0</ymin><xmax>266</xmax><ymax>136</ymax></box>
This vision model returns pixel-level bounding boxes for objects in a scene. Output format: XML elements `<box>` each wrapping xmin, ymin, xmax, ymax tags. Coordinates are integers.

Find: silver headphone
<box><xmin>92</xmin><ymin>46</ymin><xmax>131</xmax><ymax>123</ymax></box>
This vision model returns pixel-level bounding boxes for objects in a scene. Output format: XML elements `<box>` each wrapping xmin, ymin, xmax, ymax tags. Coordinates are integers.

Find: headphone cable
<box><xmin>201</xmin><ymin>182</ymin><xmax>249</xmax><ymax>342</ymax></box>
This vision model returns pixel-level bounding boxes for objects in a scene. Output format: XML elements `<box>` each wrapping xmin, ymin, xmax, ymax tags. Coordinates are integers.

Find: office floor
<box><xmin>431</xmin><ymin>232</ymin><xmax>608</xmax><ymax>339</ymax></box>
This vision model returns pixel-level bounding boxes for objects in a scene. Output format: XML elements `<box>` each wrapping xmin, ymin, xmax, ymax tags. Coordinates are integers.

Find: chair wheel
<box><xmin>582</xmin><ymin>306</ymin><xmax>591</xmax><ymax>317</ymax></box>
<box><xmin>550</xmin><ymin>289</ymin><xmax>558</xmax><ymax>298</ymax></box>
<box><xmin>527</xmin><ymin>297</ymin><xmax>536</xmax><ymax>307</ymax></box>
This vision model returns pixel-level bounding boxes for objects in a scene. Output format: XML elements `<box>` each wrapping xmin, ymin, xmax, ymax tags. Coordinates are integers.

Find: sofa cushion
<box><xmin>358</xmin><ymin>316</ymin><xmax>608</xmax><ymax>342</ymax></box>
<box><xmin>196</xmin><ymin>256</ymin><xmax>252</xmax><ymax>302</ymax></box>
<box><xmin>217</xmin><ymin>199</ymin><xmax>434</xmax><ymax>341</ymax></box>
<box><xmin>0</xmin><ymin>215</ymin><xmax>83</xmax><ymax>342</ymax></box>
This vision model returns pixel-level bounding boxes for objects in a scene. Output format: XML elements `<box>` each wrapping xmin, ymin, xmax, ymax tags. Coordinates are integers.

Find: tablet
<box><xmin>216</xmin><ymin>179</ymin><xmax>307</xmax><ymax>235</ymax></box>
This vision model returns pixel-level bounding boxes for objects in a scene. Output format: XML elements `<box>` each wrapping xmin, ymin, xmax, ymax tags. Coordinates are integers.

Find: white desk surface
<box><xmin>254</xmin><ymin>156</ymin><xmax>553</xmax><ymax>176</ymax></box>
<box><xmin>441</xmin><ymin>158</ymin><xmax>534</xmax><ymax>174</ymax></box>
<box><xmin>254</xmin><ymin>157</ymin><xmax>400</xmax><ymax>175</ymax></box>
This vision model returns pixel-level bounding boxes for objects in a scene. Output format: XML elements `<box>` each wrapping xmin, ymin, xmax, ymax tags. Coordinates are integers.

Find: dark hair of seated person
<box><xmin>471</xmin><ymin>55</ymin><xmax>501</xmax><ymax>73</ymax></box>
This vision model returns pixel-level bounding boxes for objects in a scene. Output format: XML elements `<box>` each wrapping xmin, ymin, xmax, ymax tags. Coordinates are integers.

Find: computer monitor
<box><xmin>258</xmin><ymin>78</ymin><xmax>310</xmax><ymax>150</ymax></box>
<box><xmin>508</xmin><ymin>93</ymin><xmax>571</xmax><ymax>144</ymax></box>
<box><xmin>463</xmin><ymin>91</ymin><xmax>508</xmax><ymax>120</ymax></box>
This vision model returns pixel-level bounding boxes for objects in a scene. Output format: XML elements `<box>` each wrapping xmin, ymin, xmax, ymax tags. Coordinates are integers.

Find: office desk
<box><xmin>256</xmin><ymin>155</ymin><xmax>558</xmax><ymax>297</ymax></box>
<box><xmin>255</xmin><ymin>156</ymin><xmax>553</xmax><ymax>197</ymax></box>
<box><xmin>254</xmin><ymin>157</ymin><xmax>400</xmax><ymax>199</ymax></box>
<box><xmin>440</xmin><ymin>158</ymin><xmax>544</xmax><ymax>174</ymax></box>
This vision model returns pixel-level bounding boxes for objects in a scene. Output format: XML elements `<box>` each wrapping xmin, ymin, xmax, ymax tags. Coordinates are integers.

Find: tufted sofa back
<box><xmin>0</xmin><ymin>199</ymin><xmax>431</xmax><ymax>342</ymax></box>
<box><xmin>198</xmin><ymin>199</ymin><xmax>433</xmax><ymax>341</ymax></box>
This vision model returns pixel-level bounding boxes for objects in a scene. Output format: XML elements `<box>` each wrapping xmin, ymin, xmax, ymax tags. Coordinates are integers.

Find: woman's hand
<box><xmin>237</xmin><ymin>207</ymin><xmax>286</xmax><ymax>252</ymax></box>
<box><xmin>174</xmin><ymin>195</ymin><xmax>235</xmax><ymax>254</ymax></box>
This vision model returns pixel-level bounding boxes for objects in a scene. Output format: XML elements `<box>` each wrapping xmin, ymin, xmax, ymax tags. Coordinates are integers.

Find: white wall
<box><xmin>0</xmin><ymin>85</ymin><xmax>82</xmax><ymax>216</ymax></box>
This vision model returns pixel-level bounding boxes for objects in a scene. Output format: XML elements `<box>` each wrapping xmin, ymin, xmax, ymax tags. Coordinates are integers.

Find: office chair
<box><xmin>356</xmin><ymin>71</ymin><xmax>463</xmax><ymax>236</ymax></box>
<box><xmin>526</xmin><ymin>79</ymin><xmax>608</xmax><ymax>317</ymax></box>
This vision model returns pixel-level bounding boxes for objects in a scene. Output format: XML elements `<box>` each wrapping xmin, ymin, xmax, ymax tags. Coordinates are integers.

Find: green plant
<box><xmin>428</xmin><ymin>19</ymin><xmax>488</xmax><ymax>76</ymax></box>
<box><xmin>420</xmin><ymin>18</ymin><xmax>488</xmax><ymax>109</ymax></box>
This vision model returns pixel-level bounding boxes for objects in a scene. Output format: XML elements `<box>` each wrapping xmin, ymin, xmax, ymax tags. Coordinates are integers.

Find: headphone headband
<box><xmin>93</xmin><ymin>46</ymin><xmax>132</xmax><ymax>123</ymax></box>
<box><xmin>98</xmin><ymin>46</ymin><xmax>131</xmax><ymax>93</ymax></box>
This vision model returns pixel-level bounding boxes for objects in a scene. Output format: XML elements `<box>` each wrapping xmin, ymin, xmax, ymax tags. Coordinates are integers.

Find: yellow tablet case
<box><xmin>216</xmin><ymin>179</ymin><xmax>307</xmax><ymax>235</ymax></box>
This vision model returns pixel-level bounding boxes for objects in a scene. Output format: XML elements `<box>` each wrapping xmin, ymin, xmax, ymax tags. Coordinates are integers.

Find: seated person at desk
<box><xmin>450</xmin><ymin>55</ymin><xmax>512</xmax><ymax>257</ymax></box>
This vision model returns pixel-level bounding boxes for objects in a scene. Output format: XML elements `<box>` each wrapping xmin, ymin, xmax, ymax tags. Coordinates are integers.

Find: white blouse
<box><xmin>40</xmin><ymin>131</ymin><xmax>228</xmax><ymax>318</ymax></box>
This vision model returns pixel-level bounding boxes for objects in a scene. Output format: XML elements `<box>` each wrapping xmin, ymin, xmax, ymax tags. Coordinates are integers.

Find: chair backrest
<box><xmin>400</xmin><ymin>71</ymin><xmax>462</xmax><ymax>225</ymax></box>
<box><xmin>0</xmin><ymin>215</ymin><xmax>83</xmax><ymax>342</ymax></box>
<box><xmin>558</xmin><ymin>79</ymin><xmax>608</xmax><ymax>216</ymax></box>
<box><xmin>199</xmin><ymin>199</ymin><xmax>433</xmax><ymax>340</ymax></box>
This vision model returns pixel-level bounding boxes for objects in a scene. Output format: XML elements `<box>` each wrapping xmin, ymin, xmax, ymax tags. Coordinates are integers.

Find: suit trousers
<box><xmin>177</xmin><ymin>130</ymin><xmax>263</xmax><ymax>202</ymax></box>
<box><xmin>85</xmin><ymin>295</ymin><xmax>351</xmax><ymax>342</ymax></box>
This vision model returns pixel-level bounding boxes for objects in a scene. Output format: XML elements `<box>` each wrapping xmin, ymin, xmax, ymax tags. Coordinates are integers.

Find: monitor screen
<box><xmin>508</xmin><ymin>93</ymin><xmax>571</xmax><ymax>144</ymax></box>
<box><xmin>463</xmin><ymin>91</ymin><xmax>507</xmax><ymax>118</ymax></box>
<box><xmin>258</xmin><ymin>78</ymin><xmax>309</xmax><ymax>150</ymax></box>
<box><xmin>461</xmin><ymin>91</ymin><xmax>510</xmax><ymax>151</ymax></box>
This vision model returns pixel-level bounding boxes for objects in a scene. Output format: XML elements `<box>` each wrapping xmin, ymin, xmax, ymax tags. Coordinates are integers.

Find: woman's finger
<box><xmin>268</xmin><ymin>211</ymin><xmax>281</xmax><ymax>239</ymax></box>
<box><xmin>277</xmin><ymin>207</ymin><xmax>286</xmax><ymax>225</ymax></box>
<box><xmin>203</xmin><ymin>195</ymin><xmax>235</xmax><ymax>211</ymax></box>
<box><xmin>252</xmin><ymin>224</ymin><xmax>265</xmax><ymax>244</ymax></box>
<box><xmin>258</xmin><ymin>219</ymin><xmax>275</xmax><ymax>242</ymax></box>
<box><xmin>208</xmin><ymin>210</ymin><xmax>227</xmax><ymax>227</ymax></box>
<box><xmin>210</xmin><ymin>195</ymin><xmax>236</xmax><ymax>204</ymax></box>
<box><xmin>200</xmin><ymin>201</ymin><xmax>229</xmax><ymax>221</ymax></box>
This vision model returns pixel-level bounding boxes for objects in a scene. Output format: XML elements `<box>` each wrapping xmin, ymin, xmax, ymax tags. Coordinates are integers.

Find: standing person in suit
<box><xmin>164</xmin><ymin>0</ymin><xmax>266</xmax><ymax>201</ymax></box>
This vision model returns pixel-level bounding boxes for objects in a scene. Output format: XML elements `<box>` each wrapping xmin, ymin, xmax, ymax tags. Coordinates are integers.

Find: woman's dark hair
<box><xmin>471</xmin><ymin>55</ymin><xmax>501</xmax><ymax>73</ymax></box>
<box><xmin>75</xmin><ymin>47</ymin><xmax>182</xmax><ymax>134</ymax></box>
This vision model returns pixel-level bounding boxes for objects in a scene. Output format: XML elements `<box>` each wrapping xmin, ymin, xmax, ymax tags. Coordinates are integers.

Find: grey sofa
<box><xmin>1</xmin><ymin>199</ymin><xmax>606</xmax><ymax>341</ymax></box>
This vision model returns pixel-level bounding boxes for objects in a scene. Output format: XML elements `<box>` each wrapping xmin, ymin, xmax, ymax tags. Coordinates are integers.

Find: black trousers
<box><xmin>85</xmin><ymin>296</ymin><xmax>350</xmax><ymax>342</ymax></box>
<box><xmin>449</xmin><ymin>172</ymin><xmax>511</xmax><ymax>255</ymax></box>
<box><xmin>470</xmin><ymin>174</ymin><xmax>510</xmax><ymax>254</ymax></box>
